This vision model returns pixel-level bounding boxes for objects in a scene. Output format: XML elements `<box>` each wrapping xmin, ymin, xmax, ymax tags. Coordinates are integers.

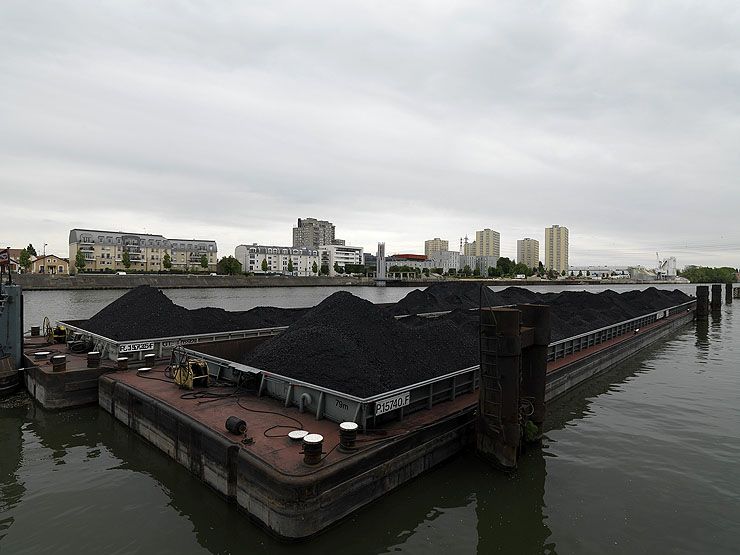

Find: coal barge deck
<box><xmin>18</xmin><ymin>283</ymin><xmax>713</xmax><ymax>540</ymax></box>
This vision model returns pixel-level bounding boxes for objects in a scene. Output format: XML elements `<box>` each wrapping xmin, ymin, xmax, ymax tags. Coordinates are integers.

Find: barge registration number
<box><xmin>119</xmin><ymin>342</ymin><xmax>155</xmax><ymax>353</ymax></box>
<box><xmin>375</xmin><ymin>391</ymin><xmax>410</xmax><ymax>416</ymax></box>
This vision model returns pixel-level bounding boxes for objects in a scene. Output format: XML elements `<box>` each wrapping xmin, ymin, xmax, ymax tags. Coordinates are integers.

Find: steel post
<box><xmin>726</xmin><ymin>283</ymin><xmax>733</xmax><ymax>305</ymax></box>
<box><xmin>518</xmin><ymin>304</ymin><xmax>551</xmax><ymax>434</ymax></box>
<box><xmin>477</xmin><ymin>307</ymin><xmax>521</xmax><ymax>470</ymax></box>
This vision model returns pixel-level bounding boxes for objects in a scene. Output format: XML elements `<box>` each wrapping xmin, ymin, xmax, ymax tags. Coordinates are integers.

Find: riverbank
<box><xmin>13</xmin><ymin>273</ymin><xmax>691</xmax><ymax>291</ymax></box>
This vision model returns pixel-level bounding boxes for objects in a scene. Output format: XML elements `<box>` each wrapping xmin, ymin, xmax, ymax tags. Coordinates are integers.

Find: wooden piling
<box><xmin>696</xmin><ymin>286</ymin><xmax>709</xmax><ymax>319</ymax></box>
<box><xmin>711</xmin><ymin>284</ymin><xmax>722</xmax><ymax>311</ymax></box>
<box><xmin>726</xmin><ymin>283</ymin><xmax>733</xmax><ymax>305</ymax></box>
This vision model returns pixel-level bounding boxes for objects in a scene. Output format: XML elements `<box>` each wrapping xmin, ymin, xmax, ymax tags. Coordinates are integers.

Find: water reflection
<box><xmin>0</xmin><ymin>403</ymin><xmax>26</xmax><ymax>542</ymax></box>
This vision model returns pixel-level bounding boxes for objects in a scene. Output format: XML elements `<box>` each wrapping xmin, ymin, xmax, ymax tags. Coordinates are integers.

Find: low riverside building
<box><xmin>235</xmin><ymin>244</ymin><xmax>319</xmax><ymax>276</ymax></box>
<box><xmin>568</xmin><ymin>265</ymin><xmax>630</xmax><ymax>279</ymax></box>
<box><xmin>69</xmin><ymin>229</ymin><xmax>217</xmax><ymax>274</ymax></box>
<box><xmin>30</xmin><ymin>254</ymin><xmax>69</xmax><ymax>274</ymax></box>
<box><xmin>319</xmin><ymin>244</ymin><xmax>364</xmax><ymax>276</ymax></box>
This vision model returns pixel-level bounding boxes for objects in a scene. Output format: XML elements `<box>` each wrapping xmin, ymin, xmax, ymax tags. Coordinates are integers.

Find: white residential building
<box><xmin>235</xmin><ymin>244</ymin><xmax>320</xmax><ymax>276</ymax></box>
<box><xmin>319</xmin><ymin>244</ymin><xmax>364</xmax><ymax>276</ymax></box>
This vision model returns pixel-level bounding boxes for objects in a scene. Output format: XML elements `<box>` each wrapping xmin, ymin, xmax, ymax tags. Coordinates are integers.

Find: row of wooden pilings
<box><xmin>695</xmin><ymin>283</ymin><xmax>732</xmax><ymax>318</ymax></box>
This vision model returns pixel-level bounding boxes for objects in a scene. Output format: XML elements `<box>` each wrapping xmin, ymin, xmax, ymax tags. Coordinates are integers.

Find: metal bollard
<box><xmin>87</xmin><ymin>351</ymin><xmax>101</xmax><ymax>368</ymax></box>
<box><xmin>116</xmin><ymin>357</ymin><xmax>129</xmax><ymax>371</ymax></box>
<box><xmin>30</xmin><ymin>325</ymin><xmax>40</xmax><ymax>337</ymax></box>
<box><xmin>34</xmin><ymin>351</ymin><xmax>50</xmax><ymax>361</ymax></box>
<box><xmin>302</xmin><ymin>434</ymin><xmax>324</xmax><ymax>465</ymax></box>
<box><xmin>338</xmin><ymin>422</ymin><xmax>359</xmax><ymax>452</ymax></box>
<box><xmin>51</xmin><ymin>355</ymin><xmax>66</xmax><ymax>372</ymax></box>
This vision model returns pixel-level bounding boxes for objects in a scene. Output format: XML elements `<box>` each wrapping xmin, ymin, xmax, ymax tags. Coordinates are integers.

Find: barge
<box><xmin>19</xmin><ymin>288</ymin><xmax>700</xmax><ymax>539</ymax></box>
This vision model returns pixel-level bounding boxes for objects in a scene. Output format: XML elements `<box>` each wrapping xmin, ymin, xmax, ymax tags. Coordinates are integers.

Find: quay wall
<box><xmin>15</xmin><ymin>273</ymin><xmax>690</xmax><ymax>291</ymax></box>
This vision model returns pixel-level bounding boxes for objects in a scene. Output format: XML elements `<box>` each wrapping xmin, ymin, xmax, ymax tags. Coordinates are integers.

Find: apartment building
<box><xmin>68</xmin><ymin>229</ymin><xmax>217</xmax><ymax>273</ymax></box>
<box><xmin>517</xmin><ymin>238</ymin><xmax>540</xmax><ymax>270</ymax></box>
<box><xmin>235</xmin><ymin>244</ymin><xmax>320</xmax><ymax>276</ymax></box>
<box><xmin>424</xmin><ymin>238</ymin><xmax>448</xmax><ymax>257</ymax></box>
<box><xmin>544</xmin><ymin>225</ymin><xmax>569</xmax><ymax>273</ymax></box>
<box><xmin>293</xmin><ymin>218</ymin><xmax>340</xmax><ymax>248</ymax></box>
<box><xmin>474</xmin><ymin>228</ymin><xmax>501</xmax><ymax>258</ymax></box>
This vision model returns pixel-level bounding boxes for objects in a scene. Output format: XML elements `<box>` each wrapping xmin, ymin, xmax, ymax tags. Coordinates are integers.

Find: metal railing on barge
<box><xmin>56</xmin><ymin>319</ymin><xmax>288</xmax><ymax>362</ymax></box>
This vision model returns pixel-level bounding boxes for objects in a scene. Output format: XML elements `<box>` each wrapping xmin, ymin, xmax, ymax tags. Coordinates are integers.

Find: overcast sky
<box><xmin>1</xmin><ymin>1</ymin><xmax>739</xmax><ymax>267</ymax></box>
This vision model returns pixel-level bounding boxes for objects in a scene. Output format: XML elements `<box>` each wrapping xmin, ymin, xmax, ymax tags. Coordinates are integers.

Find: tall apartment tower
<box><xmin>517</xmin><ymin>238</ymin><xmax>540</xmax><ymax>270</ymax></box>
<box><xmin>293</xmin><ymin>218</ymin><xmax>335</xmax><ymax>248</ymax></box>
<box><xmin>424</xmin><ymin>238</ymin><xmax>448</xmax><ymax>257</ymax></box>
<box><xmin>544</xmin><ymin>225</ymin><xmax>569</xmax><ymax>273</ymax></box>
<box><xmin>474</xmin><ymin>228</ymin><xmax>501</xmax><ymax>259</ymax></box>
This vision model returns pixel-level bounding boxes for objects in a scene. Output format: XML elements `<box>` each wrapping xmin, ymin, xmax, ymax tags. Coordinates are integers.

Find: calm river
<box><xmin>1</xmin><ymin>284</ymin><xmax>738</xmax><ymax>554</ymax></box>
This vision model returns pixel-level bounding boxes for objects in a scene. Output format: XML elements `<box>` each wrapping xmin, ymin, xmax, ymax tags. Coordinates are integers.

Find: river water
<box><xmin>2</xmin><ymin>285</ymin><xmax>739</xmax><ymax>554</ymax></box>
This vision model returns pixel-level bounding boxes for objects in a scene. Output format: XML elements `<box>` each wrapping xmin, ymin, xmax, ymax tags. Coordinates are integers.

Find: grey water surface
<box><xmin>1</xmin><ymin>285</ymin><xmax>738</xmax><ymax>554</ymax></box>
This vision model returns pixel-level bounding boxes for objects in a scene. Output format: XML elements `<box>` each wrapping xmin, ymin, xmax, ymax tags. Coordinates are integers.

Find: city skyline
<box><xmin>2</xmin><ymin>2</ymin><xmax>739</xmax><ymax>268</ymax></box>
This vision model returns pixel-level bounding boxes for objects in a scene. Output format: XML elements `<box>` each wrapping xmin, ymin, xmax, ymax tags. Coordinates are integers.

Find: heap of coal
<box><xmin>391</xmin><ymin>283</ymin><xmax>692</xmax><ymax>341</ymax></box>
<box><xmin>81</xmin><ymin>285</ymin><xmax>307</xmax><ymax>341</ymax></box>
<box><xmin>244</xmin><ymin>292</ymin><xmax>479</xmax><ymax>397</ymax></box>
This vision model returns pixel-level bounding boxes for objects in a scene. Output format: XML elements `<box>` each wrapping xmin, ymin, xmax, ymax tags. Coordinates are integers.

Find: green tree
<box><xmin>217</xmin><ymin>256</ymin><xmax>242</xmax><ymax>275</ymax></box>
<box><xmin>561</xmin><ymin>270</ymin><xmax>566</xmax><ymax>276</ymax></box>
<box><xmin>547</xmin><ymin>269</ymin><xmax>557</xmax><ymax>280</ymax></box>
<box><xmin>496</xmin><ymin>257</ymin><xmax>515</xmax><ymax>276</ymax></box>
<box><xmin>679</xmin><ymin>266</ymin><xmax>737</xmax><ymax>283</ymax></box>
<box><xmin>448</xmin><ymin>268</ymin><xmax>457</xmax><ymax>276</ymax></box>
<box><xmin>74</xmin><ymin>249</ymin><xmax>86</xmax><ymax>273</ymax></box>
<box><xmin>333</xmin><ymin>262</ymin><xmax>341</xmax><ymax>274</ymax></box>
<box><xmin>26</xmin><ymin>244</ymin><xmax>37</xmax><ymax>257</ymax></box>
<box><xmin>473</xmin><ymin>266</ymin><xmax>480</xmax><ymax>276</ymax></box>
<box><xmin>287</xmin><ymin>259</ymin><xmax>294</xmax><ymax>273</ymax></box>
<box><xmin>200</xmin><ymin>254</ymin><xmax>209</xmax><ymax>269</ymax></box>
<box><xmin>513</xmin><ymin>262</ymin><xmax>531</xmax><ymax>276</ymax></box>
<box><xmin>577</xmin><ymin>270</ymin><xmax>583</xmax><ymax>277</ymax></box>
<box><xmin>312</xmin><ymin>261</ymin><xmax>318</xmax><ymax>274</ymax></box>
<box><xmin>19</xmin><ymin>249</ymin><xmax>32</xmax><ymax>272</ymax></box>
<box><xmin>538</xmin><ymin>261</ymin><xmax>545</xmax><ymax>275</ymax></box>
<box><xmin>122</xmin><ymin>250</ymin><xmax>131</xmax><ymax>269</ymax></box>
<box><xmin>586</xmin><ymin>270</ymin><xmax>591</xmax><ymax>277</ymax></box>
<box><xmin>261</xmin><ymin>259</ymin><xmax>269</xmax><ymax>272</ymax></box>
<box><xmin>320</xmin><ymin>264</ymin><xmax>329</xmax><ymax>275</ymax></box>
<box><xmin>162</xmin><ymin>253</ymin><xmax>172</xmax><ymax>270</ymax></box>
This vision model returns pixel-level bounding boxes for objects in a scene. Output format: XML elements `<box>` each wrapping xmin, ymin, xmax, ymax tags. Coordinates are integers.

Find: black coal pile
<box><xmin>390</xmin><ymin>283</ymin><xmax>541</xmax><ymax>315</ymax></box>
<box><xmin>244</xmin><ymin>292</ymin><xmax>479</xmax><ymax>397</ymax></box>
<box><xmin>81</xmin><ymin>286</ymin><xmax>308</xmax><ymax>341</ymax></box>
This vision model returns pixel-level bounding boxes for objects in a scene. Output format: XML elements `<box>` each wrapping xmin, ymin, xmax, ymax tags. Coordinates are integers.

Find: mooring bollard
<box><xmin>338</xmin><ymin>422</ymin><xmax>359</xmax><ymax>452</ymax></box>
<box><xmin>34</xmin><ymin>351</ymin><xmax>50</xmax><ymax>361</ymax></box>
<box><xmin>51</xmin><ymin>355</ymin><xmax>66</xmax><ymax>372</ymax></box>
<box><xmin>696</xmin><ymin>286</ymin><xmax>709</xmax><ymax>319</ymax></box>
<box><xmin>302</xmin><ymin>434</ymin><xmax>324</xmax><ymax>465</ymax></box>
<box><xmin>726</xmin><ymin>283</ymin><xmax>733</xmax><ymax>305</ymax></box>
<box><xmin>117</xmin><ymin>357</ymin><xmax>129</xmax><ymax>371</ymax></box>
<box><xmin>144</xmin><ymin>353</ymin><xmax>156</xmax><ymax>366</ymax></box>
<box><xmin>30</xmin><ymin>325</ymin><xmax>40</xmax><ymax>337</ymax></box>
<box><xmin>711</xmin><ymin>284</ymin><xmax>722</xmax><ymax>311</ymax></box>
<box><xmin>87</xmin><ymin>351</ymin><xmax>101</xmax><ymax>368</ymax></box>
